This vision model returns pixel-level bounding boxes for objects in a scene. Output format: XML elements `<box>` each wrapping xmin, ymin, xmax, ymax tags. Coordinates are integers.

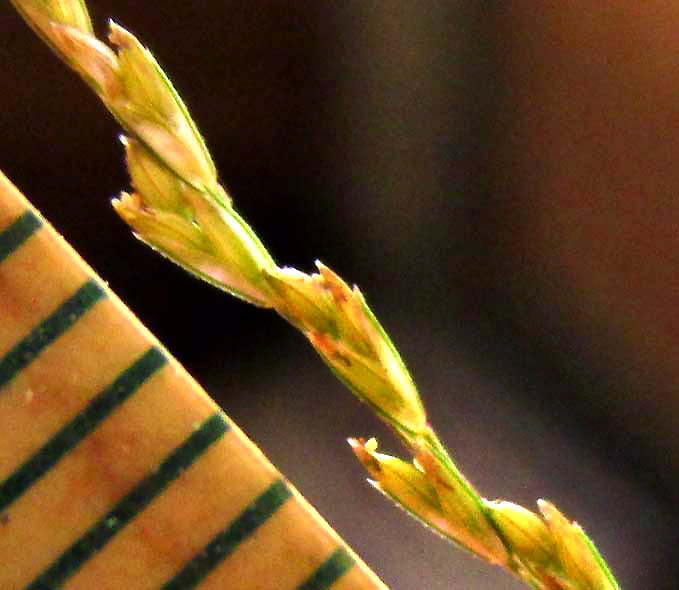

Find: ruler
<box><xmin>0</xmin><ymin>170</ymin><xmax>388</xmax><ymax>590</ymax></box>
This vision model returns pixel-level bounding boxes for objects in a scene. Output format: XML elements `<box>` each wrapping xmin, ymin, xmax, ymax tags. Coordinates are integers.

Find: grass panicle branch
<box><xmin>10</xmin><ymin>2</ymin><xmax>621</xmax><ymax>589</ymax></box>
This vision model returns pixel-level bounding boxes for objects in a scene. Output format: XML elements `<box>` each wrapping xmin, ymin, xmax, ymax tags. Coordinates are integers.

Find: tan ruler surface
<box><xmin>0</xmin><ymin>170</ymin><xmax>388</xmax><ymax>590</ymax></box>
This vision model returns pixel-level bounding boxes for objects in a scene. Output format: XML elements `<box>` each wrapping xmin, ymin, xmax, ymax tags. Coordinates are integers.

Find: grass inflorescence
<box><xmin>10</xmin><ymin>2</ymin><xmax>621</xmax><ymax>589</ymax></box>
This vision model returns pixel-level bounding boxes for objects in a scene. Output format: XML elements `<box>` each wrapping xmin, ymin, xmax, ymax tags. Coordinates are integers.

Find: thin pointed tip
<box><xmin>537</xmin><ymin>499</ymin><xmax>559</xmax><ymax>521</ymax></box>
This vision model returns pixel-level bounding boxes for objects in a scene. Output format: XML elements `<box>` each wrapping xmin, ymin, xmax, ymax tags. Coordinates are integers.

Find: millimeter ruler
<box><xmin>0</xmin><ymin>170</ymin><xmax>388</xmax><ymax>590</ymax></box>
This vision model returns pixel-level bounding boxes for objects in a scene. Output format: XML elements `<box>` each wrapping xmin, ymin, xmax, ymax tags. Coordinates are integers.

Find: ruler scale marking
<box><xmin>161</xmin><ymin>479</ymin><xmax>293</xmax><ymax>590</ymax></box>
<box><xmin>0</xmin><ymin>210</ymin><xmax>42</xmax><ymax>263</ymax></box>
<box><xmin>0</xmin><ymin>347</ymin><xmax>166</xmax><ymax>513</ymax></box>
<box><xmin>297</xmin><ymin>547</ymin><xmax>356</xmax><ymax>590</ymax></box>
<box><xmin>25</xmin><ymin>412</ymin><xmax>229</xmax><ymax>589</ymax></box>
<box><xmin>0</xmin><ymin>279</ymin><xmax>106</xmax><ymax>391</ymax></box>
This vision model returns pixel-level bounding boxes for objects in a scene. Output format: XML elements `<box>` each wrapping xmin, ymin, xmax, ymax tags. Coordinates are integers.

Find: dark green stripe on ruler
<box><xmin>161</xmin><ymin>479</ymin><xmax>292</xmax><ymax>590</ymax></box>
<box><xmin>0</xmin><ymin>210</ymin><xmax>41</xmax><ymax>263</ymax></box>
<box><xmin>0</xmin><ymin>279</ymin><xmax>106</xmax><ymax>390</ymax></box>
<box><xmin>297</xmin><ymin>547</ymin><xmax>355</xmax><ymax>590</ymax></box>
<box><xmin>25</xmin><ymin>413</ymin><xmax>229</xmax><ymax>590</ymax></box>
<box><xmin>0</xmin><ymin>347</ymin><xmax>166</xmax><ymax>513</ymax></box>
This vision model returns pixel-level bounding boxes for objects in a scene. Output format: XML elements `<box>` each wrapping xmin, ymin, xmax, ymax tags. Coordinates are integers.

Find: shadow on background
<box><xmin>2</xmin><ymin>1</ymin><xmax>677</xmax><ymax>588</ymax></box>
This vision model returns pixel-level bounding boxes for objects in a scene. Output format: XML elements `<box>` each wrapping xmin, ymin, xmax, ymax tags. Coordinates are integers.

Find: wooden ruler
<box><xmin>0</xmin><ymin>170</ymin><xmax>388</xmax><ymax>590</ymax></box>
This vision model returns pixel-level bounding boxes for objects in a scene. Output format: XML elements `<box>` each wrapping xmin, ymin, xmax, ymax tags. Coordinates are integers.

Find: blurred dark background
<box><xmin>2</xmin><ymin>1</ymin><xmax>678</xmax><ymax>588</ymax></box>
